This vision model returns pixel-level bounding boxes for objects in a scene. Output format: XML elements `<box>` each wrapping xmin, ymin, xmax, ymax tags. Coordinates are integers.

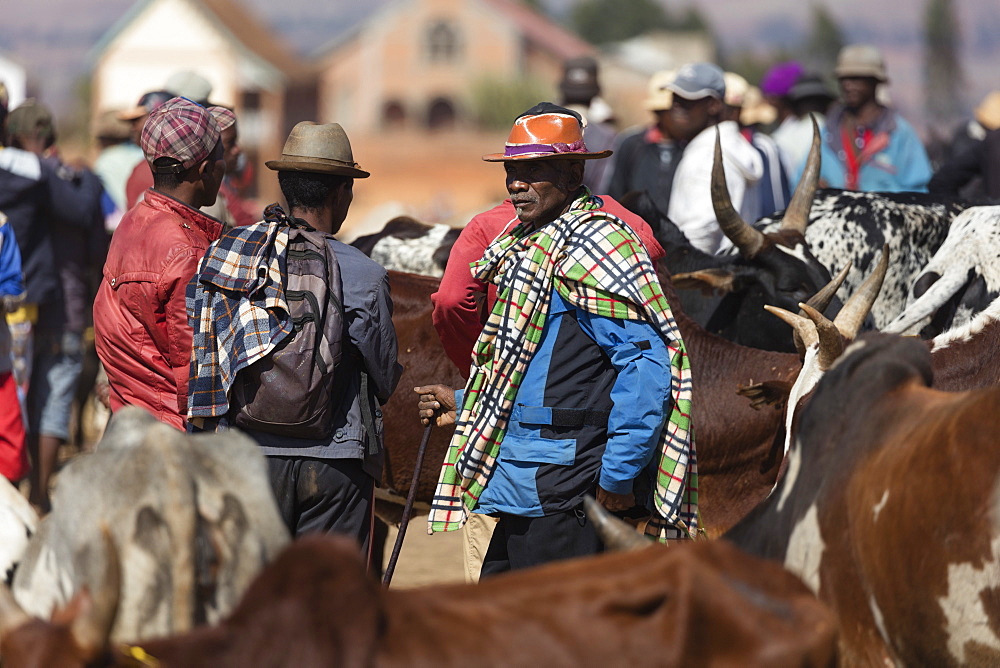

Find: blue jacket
<box><xmin>464</xmin><ymin>289</ymin><xmax>672</xmax><ymax>518</ymax></box>
<box><xmin>0</xmin><ymin>215</ymin><xmax>23</xmax><ymax>375</ymax></box>
<box><xmin>813</xmin><ymin>105</ymin><xmax>932</xmax><ymax>193</ymax></box>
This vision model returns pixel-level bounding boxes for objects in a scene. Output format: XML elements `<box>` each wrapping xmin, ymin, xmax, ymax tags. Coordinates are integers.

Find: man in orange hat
<box><xmin>416</xmin><ymin>103</ymin><xmax>697</xmax><ymax>576</ymax></box>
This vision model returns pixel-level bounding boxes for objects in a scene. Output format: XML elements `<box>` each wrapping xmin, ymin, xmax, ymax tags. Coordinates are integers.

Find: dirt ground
<box><xmin>329</xmin><ymin>129</ymin><xmax>511</xmax><ymax>242</ymax></box>
<box><xmin>381</xmin><ymin>512</ymin><xmax>466</xmax><ymax>589</ymax></box>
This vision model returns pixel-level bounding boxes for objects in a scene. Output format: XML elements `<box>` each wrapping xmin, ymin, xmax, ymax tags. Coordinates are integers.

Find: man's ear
<box><xmin>707</xmin><ymin>98</ymin><xmax>724</xmax><ymax>119</ymax></box>
<box><xmin>566</xmin><ymin>161</ymin><xmax>585</xmax><ymax>190</ymax></box>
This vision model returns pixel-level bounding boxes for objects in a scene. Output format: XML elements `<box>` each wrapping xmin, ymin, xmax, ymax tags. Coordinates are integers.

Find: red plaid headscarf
<box><xmin>140</xmin><ymin>97</ymin><xmax>220</xmax><ymax>173</ymax></box>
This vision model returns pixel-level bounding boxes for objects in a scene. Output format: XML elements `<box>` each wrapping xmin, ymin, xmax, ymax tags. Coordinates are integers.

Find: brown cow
<box><xmin>0</xmin><ymin>534</ymin><xmax>837</xmax><ymax>668</ymax></box>
<box><xmin>726</xmin><ymin>333</ymin><xmax>1000</xmax><ymax>665</ymax></box>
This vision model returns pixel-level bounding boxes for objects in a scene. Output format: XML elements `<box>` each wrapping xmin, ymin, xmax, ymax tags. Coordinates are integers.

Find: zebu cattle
<box><xmin>351</xmin><ymin>216</ymin><xmax>460</xmax><ymax>278</ymax></box>
<box><xmin>0</xmin><ymin>534</ymin><xmax>838</xmax><ymax>667</ymax></box>
<box><xmin>758</xmin><ymin>189</ymin><xmax>969</xmax><ymax>329</ymax></box>
<box><xmin>636</xmin><ymin>126</ymin><xmax>842</xmax><ymax>353</ymax></box>
<box><xmin>885</xmin><ymin>205</ymin><xmax>1000</xmax><ymax>337</ymax></box>
<box><xmin>726</xmin><ymin>333</ymin><xmax>1000</xmax><ymax>666</ymax></box>
<box><xmin>0</xmin><ymin>480</ymin><xmax>36</xmax><ymax>586</ymax></box>
<box><xmin>10</xmin><ymin>407</ymin><xmax>289</xmax><ymax>643</ymax></box>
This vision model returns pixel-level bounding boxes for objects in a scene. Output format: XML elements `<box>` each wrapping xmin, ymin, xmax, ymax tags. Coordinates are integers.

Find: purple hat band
<box><xmin>503</xmin><ymin>140</ymin><xmax>588</xmax><ymax>157</ymax></box>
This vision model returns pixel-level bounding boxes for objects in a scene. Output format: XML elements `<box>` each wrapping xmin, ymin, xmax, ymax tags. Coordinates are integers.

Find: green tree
<box><xmin>570</xmin><ymin>0</ymin><xmax>670</xmax><ymax>45</ymax></box>
<box><xmin>802</xmin><ymin>4</ymin><xmax>844</xmax><ymax>74</ymax></box>
<box><xmin>469</xmin><ymin>75</ymin><xmax>551</xmax><ymax>131</ymax></box>
<box><xmin>923</xmin><ymin>0</ymin><xmax>963</xmax><ymax>126</ymax></box>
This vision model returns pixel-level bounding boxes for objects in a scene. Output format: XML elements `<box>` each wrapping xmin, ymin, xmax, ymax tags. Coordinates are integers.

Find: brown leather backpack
<box><xmin>229</xmin><ymin>224</ymin><xmax>344</xmax><ymax>438</ymax></box>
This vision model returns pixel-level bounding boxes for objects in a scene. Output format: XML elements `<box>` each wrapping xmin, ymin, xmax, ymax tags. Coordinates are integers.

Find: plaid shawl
<box><xmin>428</xmin><ymin>191</ymin><xmax>697</xmax><ymax>541</ymax></box>
<box><xmin>187</xmin><ymin>203</ymin><xmax>293</xmax><ymax>420</ymax></box>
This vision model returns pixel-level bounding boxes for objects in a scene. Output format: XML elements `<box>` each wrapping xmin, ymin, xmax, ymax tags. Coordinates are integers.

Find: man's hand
<box><xmin>414</xmin><ymin>384</ymin><xmax>457</xmax><ymax>427</ymax></box>
<box><xmin>596</xmin><ymin>485</ymin><xmax>635</xmax><ymax>512</ymax></box>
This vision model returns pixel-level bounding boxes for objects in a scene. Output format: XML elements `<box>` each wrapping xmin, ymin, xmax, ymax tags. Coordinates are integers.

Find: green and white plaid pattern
<box><xmin>428</xmin><ymin>191</ymin><xmax>697</xmax><ymax>541</ymax></box>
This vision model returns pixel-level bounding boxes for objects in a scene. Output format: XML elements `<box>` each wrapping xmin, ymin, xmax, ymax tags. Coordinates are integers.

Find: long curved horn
<box><xmin>781</xmin><ymin>115</ymin><xmax>821</xmax><ymax>234</ymax></box>
<box><xmin>802</xmin><ymin>262</ymin><xmax>851</xmax><ymax>315</ymax></box>
<box><xmin>833</xmin><ymin>245</ymin><xmax>890</xmax><ymax>339</ymax></box>
<box><xmin>712</xmin><ymin>127</ymin><xmax>766</xmax><ymax>257</ymax></box>
<box><xmin>800</xmin><ymin>303</ymin><xmax>844</xmax><ymax>370</ymax></box>
<box><xmin>883</xmin><ymin>267</ymin><xmax>966</xmax><ymax>335</ymax></box>
<box><xmin>764</xmin><ymin>305</ymin><xmax>818</xmax><ymax>351</ymax></box>
<box><xmin>70</xmin><ymin>527</ymin><xmax>121</xmax><ymax>655</ymax></box>
<box><xmin>583</xmin><ymin>496</ymin><xmax>651</xmax><ymax>552</ymax></box>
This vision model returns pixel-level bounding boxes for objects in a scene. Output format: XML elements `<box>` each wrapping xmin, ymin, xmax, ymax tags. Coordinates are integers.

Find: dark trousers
<box><xmin>480</xmin><ymin>507</ymin><xmax>604</xmax><ymax>578</ymax></box>
<box><xmin>265</xmin><ymin>456</ymin><xmax>374</xmax><ymax>555</ymax></box>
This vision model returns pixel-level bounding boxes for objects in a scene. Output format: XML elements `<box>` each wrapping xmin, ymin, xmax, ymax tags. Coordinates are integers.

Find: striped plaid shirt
<box><xmin>429</xmin><ymin>191</ymin><xmax>697</xmax><ymax>541</ymax></box>
<box><xmin>187</xmin><ymin>204</ymin><xmax>295</xmax><ymax>421</ymax></box>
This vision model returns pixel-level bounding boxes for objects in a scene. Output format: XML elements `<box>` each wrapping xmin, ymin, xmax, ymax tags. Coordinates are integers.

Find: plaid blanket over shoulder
<box><xmin>187</xmin><ymin>203</ymin><xmax>294</xmax><ymax>420</ymax></box>
<box><xmin>427</xmin><ymin>192</ymin><xmax>697</xmax><ymax>541</ymax></box>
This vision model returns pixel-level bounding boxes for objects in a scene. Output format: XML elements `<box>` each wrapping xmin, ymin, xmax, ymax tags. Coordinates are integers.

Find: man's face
<box><xmin>839</xmin><ymin>77</ymin><xmax>878</xmax><ymax>111</ymax></box>
<box><xmin>505</xmin><ymin>159</ymin><xmax>580</xmax><ymax>227</ymax></box>
<box><xmin>667</xmin><ymin>95</ymin><xmax>718</xmax><ymax>142</ymax></box>
<box><xmin>220</xmin><ymin>125</ymin><xmax>241</xmax><ymax>174</ymax></box>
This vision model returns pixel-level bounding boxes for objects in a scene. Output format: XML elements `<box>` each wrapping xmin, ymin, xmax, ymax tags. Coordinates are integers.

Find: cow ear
<box><xmin>738</xmin><ymin>380</ymin><xmax>792</xmax><ymax>411</ymax></box>
<box><xmin>671</xmin><ymin>268</ymin><xmax>737</xmax><ymax>296</ymax></box>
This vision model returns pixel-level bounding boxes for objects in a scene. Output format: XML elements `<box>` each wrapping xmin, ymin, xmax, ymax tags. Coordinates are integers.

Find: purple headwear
<box><xmin>760</xmin><ymin>61</ymin><xmax>804</xmax><ymax>98</ymax></box>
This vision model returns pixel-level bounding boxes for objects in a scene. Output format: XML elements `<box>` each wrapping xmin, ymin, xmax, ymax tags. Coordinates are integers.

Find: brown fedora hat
<box><xmin>266</xmin><ymin>121</ymin><xmax>370</xmax><ymax>178</ymax></box>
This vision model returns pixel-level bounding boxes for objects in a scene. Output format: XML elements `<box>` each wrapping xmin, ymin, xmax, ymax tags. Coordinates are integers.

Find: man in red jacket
<box><xmin>94</xmin><ymin>97</ymin><xmax>225</xmax><ymax>430</ymax></box>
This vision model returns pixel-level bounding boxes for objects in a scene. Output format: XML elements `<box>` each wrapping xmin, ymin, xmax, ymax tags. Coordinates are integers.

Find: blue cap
<box><xmin>666</xmin><ymin>62</ymin><xmax>726</xmax><ymax>101</ymax></box>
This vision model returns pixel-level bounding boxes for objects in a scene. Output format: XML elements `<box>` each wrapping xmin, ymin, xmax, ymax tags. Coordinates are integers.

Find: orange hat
<box><xmin>482</xmin><ymin>102</ymin><xmax>611</xmax><ymax>162</ymax></box>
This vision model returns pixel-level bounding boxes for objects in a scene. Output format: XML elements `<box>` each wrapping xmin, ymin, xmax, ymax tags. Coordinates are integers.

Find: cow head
<box><xmin>670</xmin><ymin>118</ymin><xmax>839</xmax><ymax>352</ymax></box>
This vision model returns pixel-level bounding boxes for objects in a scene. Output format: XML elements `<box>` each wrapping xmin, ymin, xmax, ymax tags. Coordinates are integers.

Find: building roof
<box><xmin>314</xmin><ymin>0</ymin><xmax>595</xmax><ymax>63</ymax></box>
<box><xmin>90</xmin><ymin>0</ymin><xmax>306</xmax><ymax>82</ymax></box>
<box><xmin>481</xmin><ymin>0</ymin><xmax>594</xmax><ymax>61</ymax></box>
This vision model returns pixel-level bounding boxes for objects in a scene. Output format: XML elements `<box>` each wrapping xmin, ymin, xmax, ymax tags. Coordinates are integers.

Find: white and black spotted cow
<box><xmin>884</xmin><ymin>205</ymin><xmax>1000</xmax><ymax>337</ymax></box>
<box><xmin>758</xmin><ymin>189</ymin><xmax>970</xmax><ymax>329</ymax></box>
<box><xmin>351</xmin><ymin>216</ymin><xmax>460</xmax><ymax>278</ymax></box>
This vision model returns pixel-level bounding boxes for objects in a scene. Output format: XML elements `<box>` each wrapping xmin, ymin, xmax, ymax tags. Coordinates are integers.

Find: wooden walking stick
<box><xmin>382</xmin><ymin>423</ymin><xmax>433</xmax><ymax>587</ymax></box>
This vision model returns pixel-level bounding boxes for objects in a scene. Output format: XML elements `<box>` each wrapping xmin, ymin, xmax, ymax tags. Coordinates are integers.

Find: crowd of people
<box><xmin>0</xmin><ymin>42</ymin><xmax>997</xmax><ymax>582</ymax></box>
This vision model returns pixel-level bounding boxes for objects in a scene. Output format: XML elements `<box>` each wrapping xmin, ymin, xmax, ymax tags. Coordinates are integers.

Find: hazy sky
<box><xmin>1</xmin><ymin>0</ymin><xmax>997</xmax><ymax>130</ymax></box>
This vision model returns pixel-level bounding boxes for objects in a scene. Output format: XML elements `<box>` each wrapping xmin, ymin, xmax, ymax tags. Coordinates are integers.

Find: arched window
<box><xmin>427</xmin><ymin>97</ymin><xmax>456</xmax><ymax>130</ymax></box>
<box><xmin>382</xmin><ymin>100</ymin><xmax>406</xmax><ymax>130</ymax></box>
<box><xmin>426</xmin><ymin>21</ymin><xmax>461</xmax><ymax>63</ymax></box>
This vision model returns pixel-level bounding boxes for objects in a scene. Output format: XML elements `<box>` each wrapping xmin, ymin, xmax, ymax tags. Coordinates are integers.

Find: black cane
<box><xmin>382</xmin><ymin>422</ymin><xmax>433</xmax><ymax>587</ymax></box>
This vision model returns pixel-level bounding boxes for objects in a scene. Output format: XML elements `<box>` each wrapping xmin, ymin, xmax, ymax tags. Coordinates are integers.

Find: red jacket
<box><xmin>431</xmin><ymin>197</ymin><xmax>665</xmax><ymax>376</ymax></box>
<box><xmin>94</xmin><ymin>189</ymin><xmax>223</xmax><ymax>429</ymax></box>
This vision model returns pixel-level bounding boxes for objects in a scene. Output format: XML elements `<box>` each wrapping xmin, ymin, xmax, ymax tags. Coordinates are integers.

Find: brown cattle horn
<box><xmin>764</xmin><ymin>305</ymin><xmax>818</xmax><ymax>352</ymax></box>
<box><xmin>712</xmin><ymin>127</ymin><xmax>765</xmax><ymax>258</ymax></box>
<box><xmin>0</xmin><ymin>581</ymin><xmax>30</xmax><ymax>638</ymax></box>
<box><xmin>833</xmin><ymin>245</ymin><xmax>890</xmax><ymax>339</ymax></box>
<box><xmin>583</xmin><ymin>496</ymin><xmax>651</xmax><ymax>552</ymax></box>
<box><xmin>802</xmin><ymin>261</ymin><xmax>851</xmax><ymax>315</ymax></box>
<box><xmin>781</xmin><ymin>115</ymin><xmax>821</xmax><ymax>235</ymax></box>
<box><xmin>70</xmin><ymin>526</ymin><xmax>121</xmax><ymax>654</ymax></box>
<box><xmin>799</xmin><ymin>303</ymin><xmax>844</xmax><ymax>371</ymax></box>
